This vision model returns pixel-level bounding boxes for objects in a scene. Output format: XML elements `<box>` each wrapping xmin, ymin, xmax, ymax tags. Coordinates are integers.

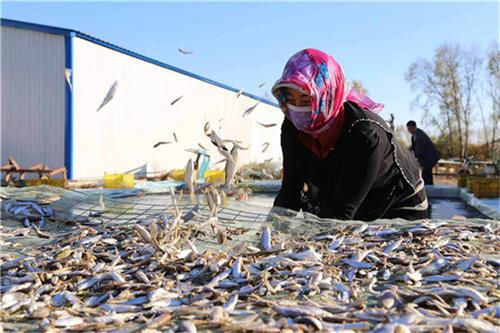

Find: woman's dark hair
<box><xmin>406</xmin><ymin>120</ymin><xmax>417</xmax><ymax>127</ymax></box>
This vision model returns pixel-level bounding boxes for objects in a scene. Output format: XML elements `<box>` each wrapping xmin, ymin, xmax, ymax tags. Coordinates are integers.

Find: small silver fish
<box><xmin>204</xmin><ymin>121</ymin><xmax>211</xmax><ymax>134</ymax></box>
<box><xmin>457</xmin><ymin>256</ymin><xmax>478</xmax><ymax>271</ymax></box>
<box><xmin>383</xmin><ymin>238</ymin><xmax>403</xmax><ymax>255</ymax></box>
<box><xmin>242</xmin><ymin>103</ymin><xmax>259</xmax><ymax>118</ymax></box>
<box><xmin>328</xmin><ymin>235</ymin><xmax>345</xmax><ymax>252</ymax></box>
<box><xmin>353</xmin><ymin>224</ymin><xmax>368</xmax><ymax>235</ymax></box>
<box><xmin>134</xmin><ymin>224</ymin><xmax>157</xmax><ymax>249</ymax></box>
<box><xmin>100</xmin><ymin>303</ymin><xmax>138</xmax><ymax>313</ymax></box>
<box><xmin>224</xmin><ymin>145</ymin><xmax>238</xmax><ymax>189</ymax></box>
<box><xmin>54</xmin><ymin>316</ymin><xmax>84</xmax><ymax>328</ymax></box>
<box><xmin>423</xmin><ymin>275</ymin><xmax>460</xmax><ymax>282</ymax></box>
<box><xmin>232</xmin><ymin>257</ymin><xmax>242</xmax><ymax>279</ymax></box>
<box><xmin>185</xmin><ymin>158</ymin><xmax>195</xmax><ymax>194</ymax></box>
<box><xmin>261</xmin><ymin>227</ymin><xmax>272</xmax><ymax>251</ymax></box>
<box><xmin>206</xmin><ymin>269</ymin><xmax>232</xmax><ymax>288</ymax></box>
<box><xmin>77</xmin><ymin>277</ymin><xmax>98</xmax><ymax>291</ymax></box>
<box><xmin>223</xmin><ymin>292</ymin><xmax>238</xmax><ymax>313</ymax></box>
<box><xmin>272</xmin><ymin>304</ymin><xmax>331</xmax><ymax>318</ymax></box>
<box><xmin>178</xmin><ymin>48</ymin><xmax>193</xmax><ymax>55</ymax></box>
<box><xmin>380</xmin><ymin>268</ymin><xmax>392</xmax><ymax>281</ymax></box>
<box><xmin>342</xmin><ymin>259</ymin><xmax>373</xmax><ymax>269</ymax></box>
<box><xmin>134</xmin><ymin>270</ymin><xmax>150</xmax><ymax>284</ymax></box>
<box><xmin>261</xmin><ymin>142</ymin><xmax>270</xmax><ymax>153</ymax></box>
<box><xmin>178</xmin><ymin>321</ymin><xmax>197</xmax><ymax>333</ymax></box>
<box><xmin>153</xmin><ymin>141</ymin><xmax>172</xmax><ymax>148</ymax></box>
<box><xmin>256</xmin><ymin>121</ymin><xmax>277</xmax><ymax>128</ymax></box>
<box><xmin>99</xmin><ymin>271</ymin><xmax>126</xmax><ymax>284</ymax></box>
<box><xmin>208</xmin><ymin>130</ymin><xmax>227</xmax><ymax>150</ymax></box>
<box><xmin>170</xmin><ymin>95</ymin><xmax>184</xmax><ymax>106</ymax></box>
<box><xmin>85</xmin><ymin>293</ymin><xmax>109</xmax><ymax>307</ymax></box>
<box><xmin>239</xmin><ymin>284</ymin><xmax>259</xmax><ymax>296</ymax></box>
<box><xmin>93</xmin><ymin>262</ymin><xmax>106</xmax><ymax>274</ymax></box>
<box><xmin>289</xmin><ymin>249</ymin><xmax>322</xmax><ymax>262</ymax></box>
<box><xmin>97</xmin><ymin>81</ymin><xmax>118</xmax><ymax>111</ymax></box>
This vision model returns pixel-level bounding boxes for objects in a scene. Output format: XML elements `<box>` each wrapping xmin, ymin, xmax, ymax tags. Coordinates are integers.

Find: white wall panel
<box><xmin>72</xmin><ymin>37</ymin><xmax>283</xmax><ymax>179</ymax></box>
<box><xmin>1</xmin><ymin>27</ymin><xmax>66</xmax><ymax>171</ymax></box>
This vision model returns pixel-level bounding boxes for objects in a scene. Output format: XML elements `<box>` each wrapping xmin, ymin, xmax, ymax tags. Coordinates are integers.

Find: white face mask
<box><xmin>286</xmin><ymin>103</ymin><xmax>311</xmax><ymax>113</ymax></box>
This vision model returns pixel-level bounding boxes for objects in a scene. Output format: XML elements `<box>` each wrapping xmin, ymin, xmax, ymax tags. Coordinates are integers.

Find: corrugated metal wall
<box><xmin>72</xmin><ymin>37</ymin><xmax>283</xmax><ymax>179</ymax></box>
<box><xmin>1</xmin><ymin>26</ymin><xmax>66</xmax><ymax>171</ymax></box>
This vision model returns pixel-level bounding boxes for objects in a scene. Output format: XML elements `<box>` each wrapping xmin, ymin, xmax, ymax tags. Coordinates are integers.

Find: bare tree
<box><xmin>350</xmin><ymin>80</ymin><xmax>368</xmax><ymax>94</ymax></box>
<box><xmin>406</xmin><ymin>43</ymin><xmax>482</xmax><ymax>158</ymax></box>
<box><xmin>486</xmin><ymin>42</ymin><xmax>500</xmax><ymax>149</ymax></box>
<box><xmin>473</xmin><ymin>41</ymin><xmax>499</xmax><ymax>156</ymax></box>
<box><xmin>394</xmin><ymin>124</ymin><xmax>411</xmax><ymax>147</ymax></box>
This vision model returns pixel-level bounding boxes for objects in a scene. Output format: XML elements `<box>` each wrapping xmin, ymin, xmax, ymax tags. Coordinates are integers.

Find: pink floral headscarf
<box><xmin>272</xmin><ymin>48</ymin><xmax>384</xmax><ymax>135</ymax></box>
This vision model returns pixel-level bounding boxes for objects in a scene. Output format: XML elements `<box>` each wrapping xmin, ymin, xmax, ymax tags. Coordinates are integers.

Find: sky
<box><xmin>2</xmin><ymin>1</ymin><xmax>499</xmax><ymax>131</ymax></box>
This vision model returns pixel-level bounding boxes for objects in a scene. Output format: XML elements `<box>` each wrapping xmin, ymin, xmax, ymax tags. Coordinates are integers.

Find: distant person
<box><xmin>270</xmin><ymin>49</ymin><xmax>428</xmax><ymax>221</ymax></box>
<box><xmin>406</xmin><ymin>120</ymin><xmax>440</xmax><ymax>185</ymax></box>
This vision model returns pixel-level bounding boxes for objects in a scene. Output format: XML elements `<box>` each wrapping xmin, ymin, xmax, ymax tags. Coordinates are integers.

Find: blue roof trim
<box><xmin>1</xmin><ymin>18</ymin><xmax>73</xmax><ymax>36</ymax></box>
<box><xmin>1</xmin><ymin>18</ymin><xmax>279</xmax><ymax>108</ymax></box>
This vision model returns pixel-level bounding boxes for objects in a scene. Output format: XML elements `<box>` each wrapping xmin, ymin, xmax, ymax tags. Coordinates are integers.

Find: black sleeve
<box><xmin>273</xmin><ymin>119</ymin><xmax>304</xmax><ymax>211</ymax></box>
<box><xmin>319</xmin><ymin>124</ymin><xmax>384</xmax><ymax>220</ymax></box>
<box><xmin>413</xmin><ymin>133</ymin><xmax>426</xmax><ymax>160</ymax></box>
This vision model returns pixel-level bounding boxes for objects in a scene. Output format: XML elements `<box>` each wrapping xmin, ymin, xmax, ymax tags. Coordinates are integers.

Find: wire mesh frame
<box><xmin>1</xmin><ymin>191</ymin><xmax>270</xmax><ymax>227</ymax></box>
<box><xmin>0</xmin><ymin>188</ymin><xmax>275</xmax><ymax>254</ymax></box>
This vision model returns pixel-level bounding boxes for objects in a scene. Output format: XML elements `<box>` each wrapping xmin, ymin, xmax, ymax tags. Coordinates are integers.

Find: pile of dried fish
<box><xmin>1</xmin><ymin>210</ymin><xmax>499</xmax><ymax>332</ymax></box>
<box><xmin>1</xmin><ymin>200</ymin><xmax>57</xmax><ymax>240</ymax></box>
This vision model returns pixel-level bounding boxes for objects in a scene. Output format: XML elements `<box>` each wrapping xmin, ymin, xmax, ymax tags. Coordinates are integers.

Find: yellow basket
<box><xmin>466</xmin><ymin>176</ymin><xmax>476</xmax><ymax>192</ymax></box>
<box><xmin>471</xmin><ymin>177</ymin><xmax>499</xmax><ymax>198</ymax></box>
<box><xmin>103</xmin><ymin>173</ymin><xmax>135</xmax><ymax>189</ymax></box>
<box><xmin>24</xmin><ymin>178</ymin><xmax>67</xmax><ymax>188</ymax></box>
<box><xmin>170</xmin><ymin>169</ymin><xmax>186</xmax><ymax>181</ymax></box>
<box><xmin>170</xmin><ymin>169</ymin><xmax>225</xmax><ymax>184</ymax></box>
<box><xmin>204</xmin><ymin>170</ymin><xmax>225</xmax><ymax>184</ymax></box>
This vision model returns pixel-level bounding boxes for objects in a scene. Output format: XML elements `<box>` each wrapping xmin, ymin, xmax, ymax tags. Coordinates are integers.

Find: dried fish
<box><xmin>224</xmin><ymin>145</ymin><xmax>238</xmax><ymax>189</ymax></box>
<box><xmin>171</xmin><ymin>95</ymin><xmax>184</xmax><ymax>106</ymax></box>
<box><xmin>0</xmin><ymin>196</ymin><xmax>498</xmax><ymax>332</ymax></box>
<box><xmin>256</xmin><ymin>121</ymin><xmax>277</xmax><ymax>128</ymax></box>
<box><xmin>261</xmin><ymin>226</ymin><xmax>272</xmax><ymax>251</ymax></box>
<box><xmin>185</xmin><ymin>158</ymin><xmax>195</xmax><ymax>194</ymax></box>
<box><xmin>242</xmin><ymin>103</ymin><xmax>259</xmax><ymax>118</ymax></box>
<box><xmin>223</xmin><ymin>293</ymin><xmax>238</xmax><ymax>313</ymax></box>
<box><xmin>153</xmin><ymin>141</ymin><xmax>173</xmax><ymax>148</ymax></box>
<box><xmin>97</xmin><ymin>81</ymin><xmax>118</xmax><ymax>111</ymax></box>
<box><xmin>178</xmin><ymin>48</ymin><xmax>193</xmax><ymax>55</ymax></box>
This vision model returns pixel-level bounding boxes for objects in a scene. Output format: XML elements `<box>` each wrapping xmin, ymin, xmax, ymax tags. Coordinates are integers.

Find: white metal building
<box><xmin>1</xmin><ymin>19</ymin><xmax>283</xmax><ymax>180</ymax></box>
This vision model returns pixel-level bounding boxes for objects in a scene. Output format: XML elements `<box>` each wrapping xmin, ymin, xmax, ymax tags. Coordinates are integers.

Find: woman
<box><xmin>271</xmin><ymin>49</ymin><xmax>427</xmax><ymax>221</ymax></box>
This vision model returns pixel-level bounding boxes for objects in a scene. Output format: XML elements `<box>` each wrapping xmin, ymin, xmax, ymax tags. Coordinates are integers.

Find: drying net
<box><xmin>1</xmin><ymin>185</ymin><xmax>495</xmax><ymax>257</ymax></box>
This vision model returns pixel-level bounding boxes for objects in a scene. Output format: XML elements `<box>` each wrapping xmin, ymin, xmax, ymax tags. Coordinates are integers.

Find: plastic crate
<box><xmin>103</xmin><ymin>173</ymin><xmax>135</xmax><ymax>189</ymax></box>
<box><xmin>170</xmin><ymin>169</ymin><xmax>225</xmax><ymax>184</ymax></box>
<box><xmin>204</xmin><ymin>170</ymin><xmax>225</xmax><ymax>184</ymax></box>
<box><xmin>466</xmin><ymin>176</ymin><xmax>477</xmax><ymax>192</ymax></box>
<box><xmin>169</xmin><ymin>169</ymin><xmax>186</xmax><ymax>181</ymax></box>
<box><xmin>24</xmin><ymin>178</ymin><xmax>67</xmax><ymax>188</ymax></box>
<box><xmin>471</xmin><ymin>177</ymin><xmax>499</xmax><ymax>198</ymax></box>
